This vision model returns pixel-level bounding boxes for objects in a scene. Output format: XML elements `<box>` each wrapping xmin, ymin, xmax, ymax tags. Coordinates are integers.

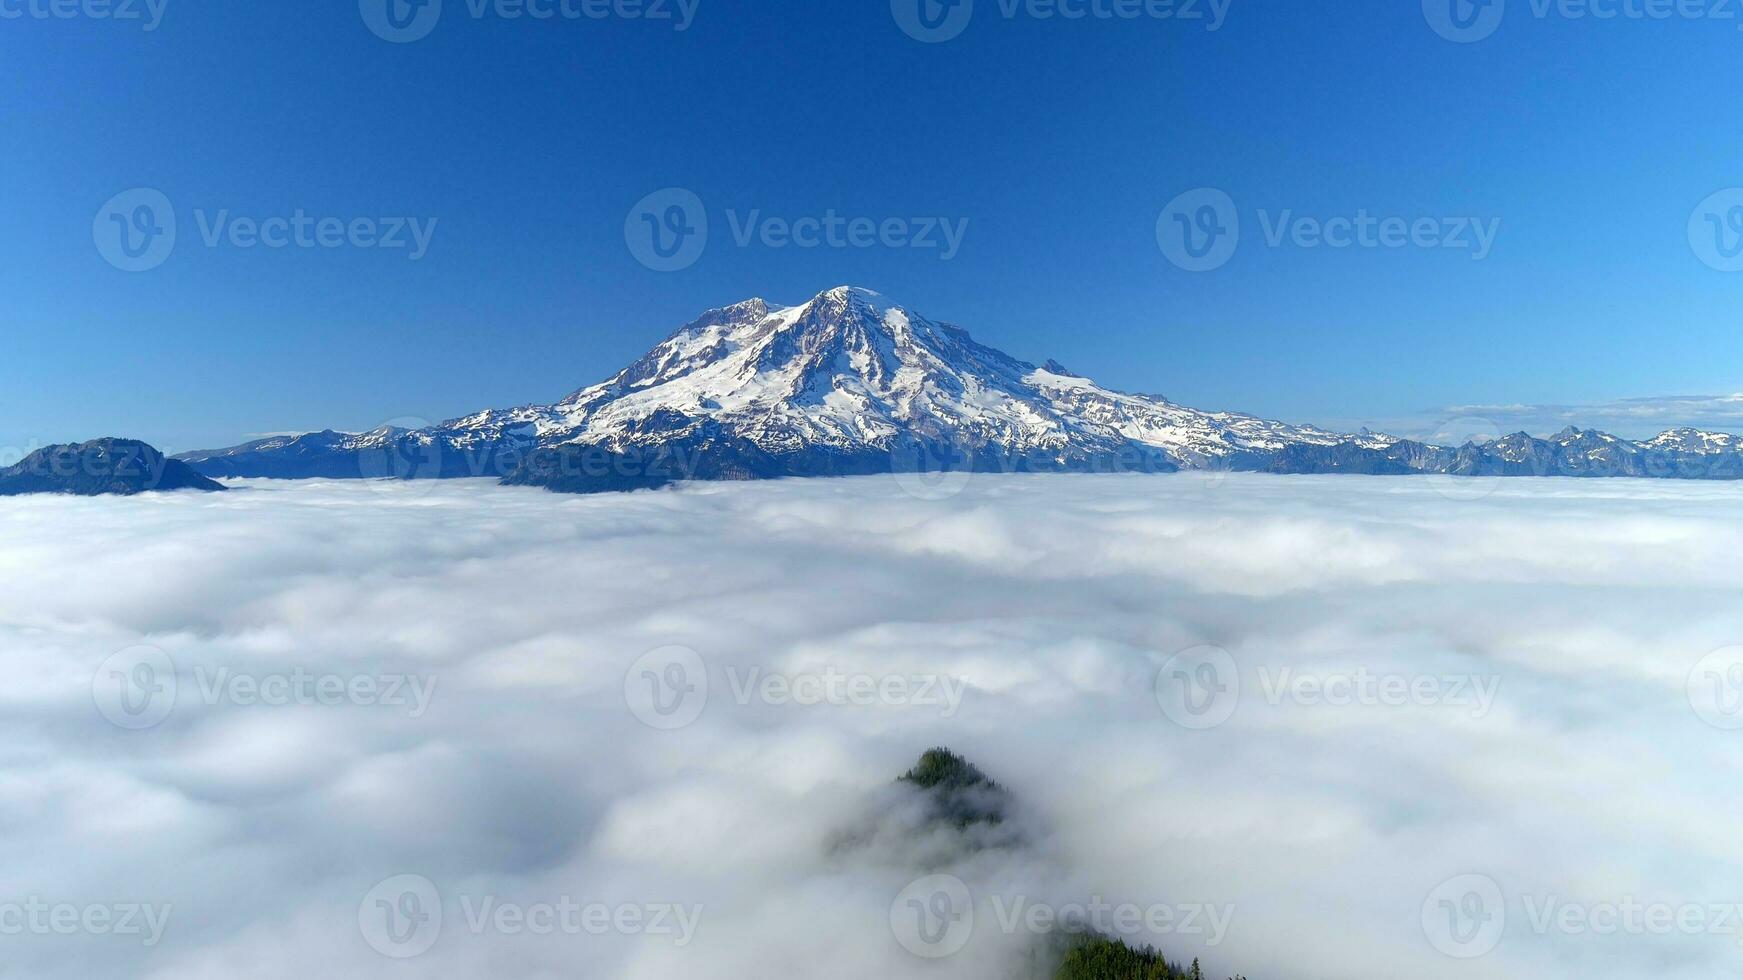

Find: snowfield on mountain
<box><xmin>177</xmin><ymin>287</ymin><xmax>1743</xmax><ymax>489</ymax></box>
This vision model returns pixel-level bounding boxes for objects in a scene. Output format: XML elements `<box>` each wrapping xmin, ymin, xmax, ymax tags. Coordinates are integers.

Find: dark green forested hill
<box><xmin>894</xmin><ymin>750</ymin><xmax>1251</xmax><ymax>980</ymax></box>
<box><xmin>1053</xmin><ymin>937</ymin><xmax>1246</xmax><ymax>980</ymax></box>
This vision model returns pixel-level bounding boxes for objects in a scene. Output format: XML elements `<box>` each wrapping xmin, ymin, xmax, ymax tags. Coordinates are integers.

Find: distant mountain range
<box><xmin>172</xmin><ymin>287</ymin><xmax>1743</xmax><ymax>491</ymax></box>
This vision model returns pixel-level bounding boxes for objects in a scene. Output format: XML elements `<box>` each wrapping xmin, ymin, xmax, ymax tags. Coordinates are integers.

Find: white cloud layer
<box><xmin>2</xmin><ymin>474</ymin><xmax>1741</xmax><ymax>979</ymax></box>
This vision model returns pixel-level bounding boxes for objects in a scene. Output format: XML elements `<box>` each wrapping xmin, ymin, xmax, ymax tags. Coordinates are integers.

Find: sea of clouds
<box><xmin>1</xmin><ymin>472</ymin><xmax>1740</xmax><ymax>979</ymax></box>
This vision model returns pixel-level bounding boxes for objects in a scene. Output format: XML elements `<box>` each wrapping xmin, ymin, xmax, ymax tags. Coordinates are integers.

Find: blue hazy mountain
<box><xmin>1</xmin><ymin>439</ymin><xmax>226</xmax><ymax>496</ymax></box>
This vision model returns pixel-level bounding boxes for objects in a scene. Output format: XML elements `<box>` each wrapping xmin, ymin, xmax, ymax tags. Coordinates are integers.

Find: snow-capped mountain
<box><xmin>178</xmin><ymin>286</ymin><xmax>1743</xmax><ymax>490</ymax></box>
<box><xmin>440</xmin><ymin>287</ymin><xmax>1385</xmax><ymax>465</ymax></box>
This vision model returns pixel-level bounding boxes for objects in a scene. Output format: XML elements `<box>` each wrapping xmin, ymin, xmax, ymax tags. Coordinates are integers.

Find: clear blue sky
<box><xmin>4</xmin><ymin>0</ymin><xmax>1742</xmax><ymax>453</ymax></box>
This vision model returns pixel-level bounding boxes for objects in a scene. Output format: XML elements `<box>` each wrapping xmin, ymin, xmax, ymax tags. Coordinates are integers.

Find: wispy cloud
<box><xmin>1445</xmin><ymin>393</ymin><xmax>1743</xmax><ymax>436</ymax></box>
<box><xmin>1326</xmin><ymin>393</ymin><xmax>1743</xmax><ymax>442</ymax></box>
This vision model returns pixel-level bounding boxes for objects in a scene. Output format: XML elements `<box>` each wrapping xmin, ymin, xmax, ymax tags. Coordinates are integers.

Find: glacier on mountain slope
<box><xmin>177</xmin><ymin>286</ymin><xmax>1743</xmax><ymax>488</ymax></box>
<box><xmin>450</xmin><ymin>288</ymin><xmax>1375</xmax><ymax>462</ymax></box>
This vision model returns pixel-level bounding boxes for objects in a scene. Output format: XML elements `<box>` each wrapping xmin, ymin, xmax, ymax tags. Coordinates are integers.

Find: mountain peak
<box><xmin>818</xmin><ymin>284</ymin><xmax>886</xmax><ymax>302</ymax></box>
<box><xmin>1</xmin><ymin>438</ymin><xmax>225</xmax><ymax>496</ymax></box>
<box><xmin>175</xmin><ymin>287</ymin><xmax>1743</xmax><ymax>489</ymax></box>
<box><xmin>797</xmin><ymin>285</ymin><xmax>898</xmax><ymax>317</ymax></box>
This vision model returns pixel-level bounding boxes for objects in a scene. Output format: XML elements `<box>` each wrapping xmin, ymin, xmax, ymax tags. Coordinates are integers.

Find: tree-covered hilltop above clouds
<box><xmin>888</xmin><ymin>748</ymin><xmax>1250</xmax><ymax>980</ymax></box>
